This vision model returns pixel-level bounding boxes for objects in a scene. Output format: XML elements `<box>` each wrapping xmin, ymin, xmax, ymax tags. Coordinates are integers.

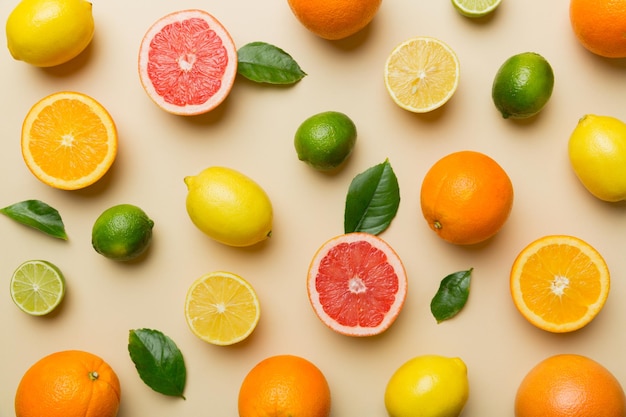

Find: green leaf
<box><xmin>128</xmin><ymin>329</ymin><xmax>186</xmax><ymax>399</ymax></box>
<box><xmin>430</xmin><ymin>268</ymin><xmax>473</xmax><ymax>323</ymax></box>
<box><xmin>237</xmin><ymin>41</ymin><xmax>307</xmax><ymax>84</ymax></box>
<box><xmin>344</xmin><ymin>159</ymin><xmax>400</xmax><ymax>235</ymax></box>
<box><xmin>0</xmin><ymin>199</ymin><xmax>68</xmax><ymax>240</ymax></box>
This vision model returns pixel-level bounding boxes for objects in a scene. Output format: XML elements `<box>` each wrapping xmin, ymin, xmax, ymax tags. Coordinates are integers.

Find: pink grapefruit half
<box><xmin>138</xmin><ymin>9</ymin><xmax>238</xmax><ymax>116</ymax></box>
<box><xmin>307</xmin><ymin>232</ymin><xmax>408</xmax><ymax>337</ymax></box>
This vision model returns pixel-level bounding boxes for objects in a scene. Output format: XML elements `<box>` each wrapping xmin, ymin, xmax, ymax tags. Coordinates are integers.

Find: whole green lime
<box><xmin>294</xmin><ymin>111</ymin><xmax>357</xmax><ymax>171</ymax></box>
<box><xmin>92</xmin><ymin>204</ymin><xmax>154</xmax><ymax>261</ymax></box>
<box><xmin>491</xmin><ymin>52</ymin><xmax>554</xmax><ymax>119</ymax></box>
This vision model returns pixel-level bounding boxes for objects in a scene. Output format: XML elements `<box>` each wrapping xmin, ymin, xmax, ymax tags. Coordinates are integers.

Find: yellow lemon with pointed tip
<box><xmin>6</xmin><ymin>0</ymin><xmax>94</xmax><ymax>67</ymax></box>
<box><xmin>385</xmin><ymin>355</ymin><xmax>469</xmax><ymax>417</ymax></box>
<box><xmin>184</xmin><ymin>166</ymin><xmax>273</xmax><ymax>247</ymax></box>
<box><xmin>568</xmin><ymin>114</ymin><xmax>626</xmax><ymax>202</ymax></box>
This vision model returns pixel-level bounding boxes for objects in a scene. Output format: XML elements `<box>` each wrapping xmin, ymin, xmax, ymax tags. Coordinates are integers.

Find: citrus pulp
<box><xmin>307</xmin><ymin>232</ymin><xmax>408</xmax><ymax>337</ymax></box>
<box><xmin>510</xmin><ymin>235</ymin><xmax>610</xmax><ymax>333</ymax></box>
<box><xmin>138</xmin><ymin>9</ymin><xmax>237</xmax><ymax>115</ymax></box>
<box><xmin>286</xmin><ymin>0</ymin><xmax>381</xmax><ymax>40</ymax></box>
<box><xmin>15</xmin><ymin>350</ymin><xmax>121</xmax><ymax>417</ymax></box>
<box><xmin>294</xmin><ymin>110</ymin><xmax>357</xmax><ymax>171</ymax></box>
<box><xmin>420</xmin><ymin>150</ymin><xmax>514</xmax><ymax>245</ymax></box>
<box><xmin>491</xmin><ymin>52</ymin><xmax>554</xmax><ymax>119</ymax></box>
<box><xmin>238</xmin><ymin>354</ymin><xmax>331</xmax><ymax>417</ymax></box>
<box><xmin>568</xmin><ymin>114</ymin><xmax>626</xmax><ymax>202</ymax></box>
<box><xmin>385</xmin><ymin>354</ymin><xmax>469</xmax><ymax>417</ymax></box>
<box><xmin>21</xmin><ymin>91</ymin><xmax>118</xmax><ymax>190</ymax></box>
<box><xmin>384</xmin><ymin>37</ymin><xmax>460</xmax><ymax>113</ymax></box>
<box><xmin>452</xmin><ymin>0</ymin><xmax>502</xmax><ymax>18</ymax></box>
<box><xmin>184</xmin><ymin>271</ymin><xmax>260</xmax><ymax>346</ymax></box>
<box><xmin>570</xmin><ymin>0</ymin><xmax>626</xmax><ymax>58</ymax></box>
<box><xmin>184</xmin><ymin>166</ymin><xmax>273</xmax><ymax>247</ymax></box>
<box><xmin>515</xmin><ymin>354</ymin><xmax>626</xmax><ymax>417</ymax></box>
<box><xmin>91</xmin><ymin>204</ymin><xmax>154</xmax><ymax>261</ymax></box>
<box><xmin>6</xmin><ymin>0</ymin><xmax>94</xmax><ymax>67</ymax></box>
<box><xmin>10</xmin><ymin>260</ymin><xmax>65</xmax><ymax>316</ymax></box>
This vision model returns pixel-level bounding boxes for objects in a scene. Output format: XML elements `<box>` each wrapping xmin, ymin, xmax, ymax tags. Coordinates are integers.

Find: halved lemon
<box><xmin>384</xmin><ymin>36</ymin><xmax>460</xmax><ymax>113</ymax></box>
<box><xmin>184</xmin><ymin>271</ymin><xmax>260</xmax><ymax>345</ymax></box>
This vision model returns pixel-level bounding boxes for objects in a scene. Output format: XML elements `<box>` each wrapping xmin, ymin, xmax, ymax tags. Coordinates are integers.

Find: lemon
<box><xmin>6</xmin><ymin>0</ymin><xmax>94</xmax><ymax>67</ymax></box>
<box><xmin>91</xmin><ymin>204</ymin><xmax>154</xmax><ymax>261</ymax></box>
<box><xmin>294</xmin><ymin>111</ymin><xmax>357</xmax><ymax>171</ymax></box>
<box><xmin>568</xmin><ymin>114</ymin><xmax>626</xmax><ymax>202</ymax></box>
<box><xmin>184</xmin><ymin>166</ymin><xmax>273</xmax><ymax>247</ymax></box>
<box><xmin>385</xmin><ymin>355</ymin><xmax>469</xmax><ymax>417</ymax></box>
<box><xmin>491</xmin><ymin>52</ymin><xmax>554</xmax><ymax>119</ymax></box>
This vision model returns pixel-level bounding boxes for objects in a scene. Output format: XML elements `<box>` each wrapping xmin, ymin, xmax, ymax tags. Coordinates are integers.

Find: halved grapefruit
<box><xmin>307</xmin><ymin>232</ymin><xmax>408</xmax><ymax>337</ymax></box>
<box><xmin>138</xmin><ymin>9</ymin><xmax>238</xmax><ymax>116</ymax></box>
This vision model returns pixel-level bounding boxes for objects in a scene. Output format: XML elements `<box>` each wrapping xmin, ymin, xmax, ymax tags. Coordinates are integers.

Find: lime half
<box><xmin>10</xmin><ymin>260</ymin><xmax>66</xmax><ymax>316</ymax></box>
<box><xmin>452</xmin><ymin>0</ymin><xmax>502</xmax><ymax>17</ymax></box>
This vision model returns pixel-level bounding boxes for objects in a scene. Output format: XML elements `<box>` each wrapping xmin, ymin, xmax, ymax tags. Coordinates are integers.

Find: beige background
<box><xmin>2</xmin><ymin>0</ymin><xmax>626</xmax><ymax>415</ymax></box>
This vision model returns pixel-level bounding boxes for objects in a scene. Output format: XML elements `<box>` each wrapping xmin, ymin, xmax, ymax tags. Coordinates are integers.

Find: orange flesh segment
<box><xmin>316</xmin><ymin>240</ymin><xmax>399</xmax><ymax>328</ymax></box>
<box><xmin>519</xmin><ymin>244</ymin><xmax>602</xmax><ymax>324</ymax></box>
<box><xmin>27</xmin><ymin>98</ymin><xmax>111</xmax><ymax>182</ymax></box>
<box><xmin>147</xmin><ymin>17</ymin><xmax>229</xmax><ymax>107</ymax></box>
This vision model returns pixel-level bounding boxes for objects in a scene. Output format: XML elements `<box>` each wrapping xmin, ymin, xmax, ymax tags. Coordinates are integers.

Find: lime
<box><xmin>452</xmin><ymin>0</ymin><xmax>502</xmax><ymax>17</ymax></box>
<box><xmin>10</xmin><ymin>260</ymin><xmax>66</xmax><ymax>316</ymax></box>
<box><xmin>294</xmin><ymin>111</ymin><xmax>357</xmax><ymax>171</ymax></box>
<box><xmin>184</xmin><ymin>166</ymin><xmax>273</xmax><ymax>247</ymax></box>
<box><xmin>6</xmin><ymin>0</ymin><xmax>94</xmax><ymax>67</ymax></box>
<box><xmin>91</xmin><ymin>204</ymin><xmax>154</xmax><ymax>261</ymax></box>
<box><xmin>385</xmin><ymin>355</ymin><xmax>469</xmax><ymax>417</ymax></box>
<box><xmin>568</xmin><ymin>114</ymin><xmax>626</xmax><ymax>202</ymax></box>
<box><xmin>491</xmin><ymin>52</ymin><xmax>554</xmax><ymax>119</ymax></box>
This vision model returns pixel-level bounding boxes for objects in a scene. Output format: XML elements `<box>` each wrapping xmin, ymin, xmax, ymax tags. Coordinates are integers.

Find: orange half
<box><xmin>21</xmin><ymin>91</ymin><xmax>118</xmax><ymax>190</ymax></box>
<box><xmin>510</xmin><ymin>235</ymin><xmax>610</xmax><ymax>333</ymax></box>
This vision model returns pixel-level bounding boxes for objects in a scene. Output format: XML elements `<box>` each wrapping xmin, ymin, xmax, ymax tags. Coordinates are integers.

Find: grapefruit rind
<box><xmin>307</xmin><ymin>232</ymin><xmax>408</xmax><ymax>337</ymax></box>
<box><xmin>138</xmin><ymin>9</ymin><xmax>238</xmax><ymax>116</ymax></box>
<box><xmin>510</xmin><ymin>235</ymin><xmax>610</xmax><ymax>333</ymax></box>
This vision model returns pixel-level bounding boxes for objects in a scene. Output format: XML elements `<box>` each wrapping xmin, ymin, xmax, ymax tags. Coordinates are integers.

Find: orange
<box><xmin>420</xmin><ymin>150</ymin><xmax>514</xmax><ymax>245</ymax></box>
<box><xmin>138</xmin><ymin>9</ymin><xmax>237</xmax><ymax>115</ymax></box>
<box><xmin>286</xmin><ymin>0</ymin><xmax>382</xmax><ymax>40</ymax></box>
<box><xmin>15</xmin><ymin>350</ymin><xmax>121</xmax><ymax>417</ymax></box>
<box><xmin>21</xmin><ymin>91</ymin><xmax>118</xmax><ymax>190</ymax></box>
<box><xmin>570</xmin><ymin>0</ymin><xmax>626</xmax><ymax>58</ymax></box>
<box><xmin>307</xmin><ymin>232</ymin><xmax>408</xmax><ymax>337</ymax></box>
<box><xmin>515</xmin><ymin>353</ymin><xmax>626</xmax><ymax>417</ymax></box>
<box><xmin>510</xmin><ymin>235</ymin><xmax>610</xmax><ymax>333</ymax></box>
<box><xmin>238</xmin><ymin>354</ymin><xmax>331</xmax><ymax>417</ymax></box>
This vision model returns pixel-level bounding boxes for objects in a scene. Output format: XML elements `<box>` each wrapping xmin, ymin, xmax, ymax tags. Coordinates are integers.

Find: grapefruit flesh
<box><xmin>307</xmin><ymin>233</ymin><xmax>408</xmax><ymax>337</ymax></box>
<box><xmin>138</xmin><ymin>9</ymin><xmax>237</xmax><ymax>115</ymax></box>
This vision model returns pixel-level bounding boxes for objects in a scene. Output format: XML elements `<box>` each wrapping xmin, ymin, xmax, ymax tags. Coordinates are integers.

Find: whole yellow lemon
<box><xmin>384</xmin><ymin>355</ymin><xmax>469</xmax><ymax>417</ymax></box>
<box><xmin>568</xmin><ymin>114</ymin><xmax>626</xmax><ymax>202</ymax></box>
<box><xmin>184</xmin><ymin>166</ymin><xmax>273</xmax><ymax>247</ymax></box>
<box><xmin>6</xmin><ymin>0</ymin><xmax>94</xmax><ymax>67</ymax></box>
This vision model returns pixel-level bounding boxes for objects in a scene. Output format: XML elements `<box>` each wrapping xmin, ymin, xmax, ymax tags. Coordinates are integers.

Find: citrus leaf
<box><xmin>237</xmin><ymin>41</ymin><xmax>307</xmax><ymax>84</ymax></box>
<box><xmin>344</xmin><ymin>159</ymin><xmax>400</xmax><ymax>235</ymax></box>
<box><xmin>0</xmin><ymin>199</ymin><xmax>67</xmax><ymax>240</ymax></box>
<box><xmin>128</xmin><ymin>328</ymin><xmax>186</xmax><ymax>399</ymax></box>
<box><xmin>430</xmin><ymin>268</ymin><xmax>473</xmax><ymax>323</ymax></box>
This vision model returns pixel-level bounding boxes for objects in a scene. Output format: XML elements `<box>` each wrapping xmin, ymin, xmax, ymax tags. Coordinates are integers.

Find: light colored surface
<box><xmin>2</xmin><ymin>0</ymin><xmax>626</xmax><ymax>416</ymax></box>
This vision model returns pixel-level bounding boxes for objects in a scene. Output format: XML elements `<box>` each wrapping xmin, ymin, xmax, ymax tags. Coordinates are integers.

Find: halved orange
<box><xmin>384</xmin><ymin>36</ymin><xmax>460</xmax><ymax>113</ymax></box>
<box><xmin>307</xmin><ymin>232</ymin><xmax>408</xmax><ymax>337</ymax></box>
<box><xmin>510</xmin><ymin>235</ymin><xmax>610</xmax><ymax>333</ymax></box>
<box><xmin>21</xmin><ymin>91</ymin><xmax>118</xmax><ymax>190</ymax></box>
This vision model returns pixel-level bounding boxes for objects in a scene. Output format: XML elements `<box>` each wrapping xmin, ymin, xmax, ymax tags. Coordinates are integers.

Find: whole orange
<box><xmin>420</xmin><ymin>150</ymin><xmax>514</xmax><ymax>245</ymax></box>
<box><xmin>570</xmin><ymin>0</ymin><xmax>626</xmax><ymax>58</ymax></box>
<box><xmin>515</xmin><ymin>354</ymin><xmax>626</xmax><ymax>417</ymax></box>
<box><xmin>286</xmin><ymin>0</ymin><xmax>382</xmax><ymax>40</ymax></box>
<box><xmin>238</xmin><ymin>354</ymin><xmax>331</xmax><ymax>417</ymax></box>
<box><xmin>15</xmin><ymin>350</ymin><xmax>121</xmax><ymax>417</ymax></box>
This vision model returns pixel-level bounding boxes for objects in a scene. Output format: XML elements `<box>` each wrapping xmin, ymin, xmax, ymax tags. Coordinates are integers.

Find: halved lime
<box><xmin>452</xmin><ymin>0</ymin><xmax>502</xmax><ymax>17</ymax></box>
<box><xmin>10</xmin><ymin>260</ymin><xmax>66</xmax><ymax>316</ymax></box>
